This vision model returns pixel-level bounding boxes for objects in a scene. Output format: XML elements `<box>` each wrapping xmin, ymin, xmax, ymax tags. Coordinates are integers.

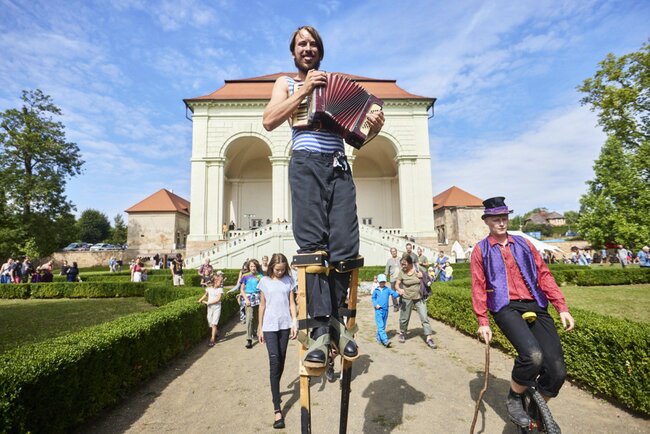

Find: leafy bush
<box><xmin>426</xmin><ymin>279</ymin><xmax>650</xmax><ymax>415</ymax></box>
<box><xmin>0</xmin><ymin>288</ymin><xmax>241</xmax><ymax>433</ymax></box>
<box><xmin>29</xmin><ymin>282</ymin><xmax>146</xmax><ymax>298</ymax></box>
<box><xmin>0</xmin><ymin>285</ymin><xmax>30</xmax><ymax>299</ymax></box>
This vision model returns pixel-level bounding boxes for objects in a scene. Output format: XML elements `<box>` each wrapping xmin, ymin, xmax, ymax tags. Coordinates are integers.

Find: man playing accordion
<box><xmin>263</xmin><ymin>25</ymin><xmax>384</xmax><ymax>368</ymax></box>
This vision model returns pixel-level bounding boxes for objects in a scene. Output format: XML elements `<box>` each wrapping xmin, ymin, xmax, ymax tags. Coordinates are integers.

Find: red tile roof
<box><xmin>125</xmin><ymin>189</ymin><xmax>190</xmax><ymax>216</ymax></box>
<box><xmin>184</xmin><ymin>72</ymin><xmax>435</xmax><ymax>106</ymax></box>
<box><xmin>432</xmin><ymin>186</ymin><xmax>483</xmax><ymax>210</ymax></box>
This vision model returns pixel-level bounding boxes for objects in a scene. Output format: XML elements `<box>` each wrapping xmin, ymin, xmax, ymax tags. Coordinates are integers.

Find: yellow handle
<box><xmin>522</xmin><ymin>311</ymin><xmax>537</xmax><ymax>323</ymax></box>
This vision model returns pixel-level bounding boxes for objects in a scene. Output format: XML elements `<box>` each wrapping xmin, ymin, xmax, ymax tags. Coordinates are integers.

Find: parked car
<box><xmin>79</xmin><ymin>243</ymin><xmax>93</xmax><ymax>251</ymax></box>
<box><xmin>63</xmin><ymin>243</ymin><xmax>82</xmax><ymax>251</ymax></box>
<box><xmin>89</xmin><ymin>243</ymin><xmax>111</xmax><ymax>251</ymax></box>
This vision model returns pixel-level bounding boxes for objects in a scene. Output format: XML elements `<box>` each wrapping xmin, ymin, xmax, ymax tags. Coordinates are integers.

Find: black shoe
<box><xmin>245</xmin><ymin>339</ymin><xmax>252</xmax><ymax>349</ymax></box>
<box><xmin>273</xmin><ymin>411</ymin><xmax>285</xmax><ymax>429</ymax></box>
<box><xmin>325</xmin><ymin>361</ymin><xmax>336</xmax><ymax>382</ymax></box>
<box><xmin>304</xmin><ymin>327</ymin><xmax>328</xmax><ymax>367</ymax></box>
<box><xmin>506</xmin><ymin>391</ymin><xmax>531</xmax><ymax>427</ymax></box>
<box><xmin>342</xmin><ymin>339</ymin><xmax>358</xmax><ymax>358</ymax></box>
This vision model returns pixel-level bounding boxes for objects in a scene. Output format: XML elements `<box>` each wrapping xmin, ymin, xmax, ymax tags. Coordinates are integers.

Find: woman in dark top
<box><xmin>66</xmin><ymin>262</ymin><xmax>80</xmax><ymax>282</ymax></box>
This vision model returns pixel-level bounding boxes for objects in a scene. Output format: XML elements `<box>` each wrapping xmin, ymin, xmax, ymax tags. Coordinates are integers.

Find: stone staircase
<box><xmin>184</xmin><ymin>222</ymin><xmax>437</xmax><ymax>270</ymax></box>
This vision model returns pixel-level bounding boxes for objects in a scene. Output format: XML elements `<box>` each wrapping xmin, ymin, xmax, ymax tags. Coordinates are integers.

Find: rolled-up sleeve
<box><xmin>470</xmin><ymin>245</ymin><xmax>490</xmax><ymax>327</ymax></box>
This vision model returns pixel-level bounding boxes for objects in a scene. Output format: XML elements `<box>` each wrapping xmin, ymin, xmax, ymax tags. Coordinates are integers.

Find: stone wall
<box><xmin>50</xmin><ymin>251</ymin><xmax>128</xmax><ymax>269</ymax></box>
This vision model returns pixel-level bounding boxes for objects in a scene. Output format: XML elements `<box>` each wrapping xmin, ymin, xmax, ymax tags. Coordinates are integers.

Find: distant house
<box><xmin>432</xmin><ymin>186</ymin><xmax>484</xmax><ymax>255</ymax></box>
<box><xmin>125</xmin><ymin>189</ymin><xmax>191</xmax><ymax>255</ymax></box>
<box><xmin>524</xmin><ymin>210</ymin><xmax>565</xmax><ymax>227</ymax></box>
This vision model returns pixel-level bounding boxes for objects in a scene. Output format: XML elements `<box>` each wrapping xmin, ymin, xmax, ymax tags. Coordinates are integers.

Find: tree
<box><xmin>577</xmin><ymin>40</ymin><xmax>650</xmax><ymax>247</ymax></box>
<box><xmin>76</xmin><ymin>209</ymin><xmax>111</xmax><ymax>244</ymax></box>
<box><xmin>0</xmin><ymin>89</ymin><xmax>83</xmax><ymax>258</ymax></box>
<box><xmin>563</xmin><ymin>211</ymin><xmax>580</xmax><ymax>227</ymax></box>
<box><xmin>110</xmin><ymin>214</ymin><xmax>128</xmax><ymax>245</ymax></box>
<box><xmin>509</xmin><ymin>215</ymin><xmax>523</xmax><ymax>230</ymax></box>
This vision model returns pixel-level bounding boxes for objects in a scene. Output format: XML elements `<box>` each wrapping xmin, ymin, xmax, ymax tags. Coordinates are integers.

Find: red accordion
<box><xmin>292</xmin><ymin>73</ymin><xmax>384</xmax><ymax>149</ymax></box>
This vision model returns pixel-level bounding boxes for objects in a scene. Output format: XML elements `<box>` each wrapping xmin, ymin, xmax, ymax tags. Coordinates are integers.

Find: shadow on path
<box><xmin>469</xmin><ymin>372</ymin><xmax>521</xmax><ymax>434</ymax></box>
<box><xmin>362</xmin><ymin>374</ymin><xmax>426</xmax><ymax>433</ymax></box>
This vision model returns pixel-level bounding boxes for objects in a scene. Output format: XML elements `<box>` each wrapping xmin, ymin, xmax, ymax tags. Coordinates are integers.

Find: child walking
<box><xmin>257</xmin><ymin>253</ymin><xmax>297</xmax><ymax>429</ymax></box>
<box><xmin>198</xmin><ymin>273</ymin><xmax>224</xmax><ymax>347</ymax></box>
<box><xmin>372</xmin><ymin>273</ymin><xmax>400</xmax><ymax>347</ymax></box>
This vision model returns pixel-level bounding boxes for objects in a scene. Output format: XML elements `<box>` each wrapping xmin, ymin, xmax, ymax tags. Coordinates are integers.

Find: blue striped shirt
<box><xmin>286</xmin><ymin>76</ymin><xmax>344</xmax><ymax>153</ymax></box>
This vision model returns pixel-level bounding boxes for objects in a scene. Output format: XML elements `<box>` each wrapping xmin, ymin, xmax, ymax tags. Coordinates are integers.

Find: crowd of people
<box><xmin>0</xmin><ymin>257</ymin><xmax>73</xmax><ymax>283</ymax></box>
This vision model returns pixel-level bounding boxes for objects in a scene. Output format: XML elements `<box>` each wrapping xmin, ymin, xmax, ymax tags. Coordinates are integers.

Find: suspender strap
<box><xmin>333</xmin><ymin>256</ymin><xmax>364</xmax><ymax>273</ymax></box>
<box><xmin>298</xmin><ymin>318</ymin><xmax>330</xmax><ymax>330</ymax></box>
<box><xmin>338</xmin><ymin>307</ymin><xmax>356</xmax><ymax>318</ymax></box>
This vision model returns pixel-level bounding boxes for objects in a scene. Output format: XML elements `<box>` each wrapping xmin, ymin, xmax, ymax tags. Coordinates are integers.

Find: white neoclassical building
<box><xmin>183</xmin><ymin>73</ymin><xmax>437</xmax><ymax>268</ymax></box>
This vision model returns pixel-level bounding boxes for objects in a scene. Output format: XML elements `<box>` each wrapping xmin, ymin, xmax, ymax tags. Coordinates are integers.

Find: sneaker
<box><xmin>245</xmin><ymin>339</ymin><xmax>252</xmax><ymax>349</ymax></box>
<box><xmin>208</xmin><ymin>341</ymin><xmax>215</xmax><ymax>348</ymax></box>
<box><xmin>506</xmin><ymin>391</ymin><xmax>531</xmax><ymax>427</ymax></box>
<box><xmin>398</xmin><ymin>332</ymin><xmax>405</xmax><ymax>343</ymax></box>
<box><xmin>325</xmin><ymin>362</ymin><xmax>336</xmax><ymax>383</ymax></box>
<box><xmin>384</xmin><ymin>341</ymin><xmax>391</xmax><ymax>348</ymax></box>
<box><xmin>426</xmin><ymin>338</ymin><xmax>437</xmax><ymax>349</ymax></box>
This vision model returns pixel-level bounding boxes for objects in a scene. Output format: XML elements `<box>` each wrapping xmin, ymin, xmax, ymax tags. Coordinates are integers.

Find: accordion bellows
<box><xmin>292</xmin><ymin>73</ymin><xmax>384</xmax><ymax>149</ymax></box>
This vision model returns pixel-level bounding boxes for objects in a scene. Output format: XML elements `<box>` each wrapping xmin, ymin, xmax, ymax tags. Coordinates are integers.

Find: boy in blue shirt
<box><xmin>372</xmin><ymin>274</ymin><xmax>401</xmax><ymax>347</ymax></box>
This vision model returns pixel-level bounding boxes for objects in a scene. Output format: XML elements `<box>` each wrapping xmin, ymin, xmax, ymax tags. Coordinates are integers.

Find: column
<box><xmin>269</xmin><ymin>156</ymin><xmax>290</xmax><ymax>221</ymax></box>
<box><xmin>396</xmin><ymin>155</ymin><xmax>417</xmax><ymax>236</ymax></box>
<box><xmin>206</xmin><ymin>157</ymin><xmax>225</xmax><ymax>239</ymax></box>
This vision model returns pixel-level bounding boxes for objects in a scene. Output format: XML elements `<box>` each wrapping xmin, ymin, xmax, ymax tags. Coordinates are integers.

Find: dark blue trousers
<box><xmin>493</xmin><ymin>300</ymin><xmax>566</xmax><ymax>397</ymax></box>
<box><xmin>289</xmin><ymin>150</ymin><xmax>359</xmax><ymax>319</ymax></box>
<box><xmin>263</xmin><ymin>329</ymin><xmax>290</xmax><ymax>412</ymax></box>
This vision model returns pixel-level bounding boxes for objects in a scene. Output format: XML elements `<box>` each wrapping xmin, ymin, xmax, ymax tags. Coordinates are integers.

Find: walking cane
<box><xmin>470</xmin><ymin>341</ymin><xmax>490</xmax><ymax>434</ymax></box>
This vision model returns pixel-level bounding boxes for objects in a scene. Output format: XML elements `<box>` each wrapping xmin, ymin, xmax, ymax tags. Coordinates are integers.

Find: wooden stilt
<box><xmin>338</xmin><ymin>257</ymin><xmax>362</xmax><ymax>434</ymax></box>
<box><xmin>293</xmin><ymin>253</ymin><xmax>327</xmax><ymax>434</ymax></box>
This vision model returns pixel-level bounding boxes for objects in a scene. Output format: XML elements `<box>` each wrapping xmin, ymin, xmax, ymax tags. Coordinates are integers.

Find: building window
<box><xmin>362</xmin><ymin>217</ymin><xmax>373</xmax><ymax>226</ymax></box>
<box><xmin>436</xmin><ymin>225</ymin><xmax>446</xmax><ymax>244</ymax></box>
<box><xmin>251</xmin><ymin>218</ymin><xmax>263</xmax><ymax>228</ymax></box>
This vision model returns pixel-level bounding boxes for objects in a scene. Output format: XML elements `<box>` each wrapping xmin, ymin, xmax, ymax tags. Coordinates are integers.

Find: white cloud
<box><xmin>432</xmin><ymin>104</ymin><xmax>605</xmax><ymax>213</ymax></box>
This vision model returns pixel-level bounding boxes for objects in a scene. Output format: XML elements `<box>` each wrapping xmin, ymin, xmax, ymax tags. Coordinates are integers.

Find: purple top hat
<box><xmin>481</xmin><ymin>196</ymin><xmax>513</xmax><ymax>220</ymax></box>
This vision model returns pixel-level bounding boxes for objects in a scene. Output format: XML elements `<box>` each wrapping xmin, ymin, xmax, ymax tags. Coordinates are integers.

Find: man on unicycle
<box><xmin>470</xmin><ymin>197</ymin><xmax>575</xmax><ymax>428</ymax></box>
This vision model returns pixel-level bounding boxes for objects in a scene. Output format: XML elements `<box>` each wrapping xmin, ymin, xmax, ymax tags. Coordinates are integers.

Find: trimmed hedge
<box><xmin>0</xmin><ymin>283</ymin><xmax>146</xmax><ymax>299</ymax></box>
<box><xmin>427</xmin><ymin>280</ymin><xmax>650</xmax><ymax>415</ymax></box>
<box><xmin>0</xmin><ymin>287</ymin><xmax>241</xmax><ymax>433</ymax></box>
<box><xmin>0</xmin><ymin>285</ymin><xmax>30</xmax><ymax>299</ymax></box>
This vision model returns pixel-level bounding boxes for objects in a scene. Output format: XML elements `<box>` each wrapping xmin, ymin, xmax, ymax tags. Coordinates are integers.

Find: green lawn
<box><xmin>0</xmin><ymin>298</ymin><xmax>155</xmax><ymax>353</ymax></box>
<box><xmin>562</xmin><ymin>284</ymin><xmax>650</xmax><ymax>322</ymax></box>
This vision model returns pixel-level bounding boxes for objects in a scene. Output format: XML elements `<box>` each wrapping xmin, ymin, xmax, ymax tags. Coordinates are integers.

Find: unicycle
<box><xmin>515</xmin><ymin>311</ymin><xmax>561</xmax><ymax>434</ymax></box>
<box><xmin>516</xmin><ymin>386</ymin><xmax>561</xmax><ymax>434</ymax></box>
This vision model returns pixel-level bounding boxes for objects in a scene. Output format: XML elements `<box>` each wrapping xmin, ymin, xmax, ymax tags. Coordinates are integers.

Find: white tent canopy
<box><xmin>451</xmin><ymin>240</ymin><xmax>466</xmax><ymax>259</ymax></box>
<box><xmin>508</xmin><ymin>231</ymin><xmax>562</xmax><ymax>253</ymax></box>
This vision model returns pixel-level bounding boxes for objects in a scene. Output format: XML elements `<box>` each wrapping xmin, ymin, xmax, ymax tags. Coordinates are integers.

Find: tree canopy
<box><xmin>76</xmin><ymin>209</ymin><xmax>111</xmax><ymax>244</ymax></box>
<box><xmin>0</xmin><ymin>89</ymin><xmax>83</xmax><ymax>258</ymax></box>
<box><xmin>577</xmin><ymin>40</ymin><xmax>650</xmax><ymax>248</ymax></box>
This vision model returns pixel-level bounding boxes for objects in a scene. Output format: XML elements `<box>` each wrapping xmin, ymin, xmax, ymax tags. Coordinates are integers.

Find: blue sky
<box><xmin>1</xmin><ymin>0</ymin><xmax>648</xmax><ymax>221</ymax></box>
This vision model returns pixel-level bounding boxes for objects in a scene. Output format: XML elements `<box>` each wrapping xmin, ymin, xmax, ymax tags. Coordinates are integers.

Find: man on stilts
<box><xmin>263</xmin><ymin>25</ymin><xmax>384</xmax><ymax>431</ymax></box>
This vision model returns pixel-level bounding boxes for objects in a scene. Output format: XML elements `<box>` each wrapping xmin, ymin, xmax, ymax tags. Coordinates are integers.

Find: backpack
<box><xmin>419</xmin><ymin>269</ymin><xmax>433</xmax><ymax>300</ymax></box>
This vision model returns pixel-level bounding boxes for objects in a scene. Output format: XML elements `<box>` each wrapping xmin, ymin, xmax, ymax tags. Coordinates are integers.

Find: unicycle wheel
<box><xmin>516</xmin><ymin>388</ymin><xmax>561</xmax><ymax>433</ymax></box>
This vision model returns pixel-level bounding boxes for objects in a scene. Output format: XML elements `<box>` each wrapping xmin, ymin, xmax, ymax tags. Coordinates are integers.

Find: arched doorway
<box><xmin>352</xmin><ymin>137</ymin><xmax>401</xmax><ymax>229</ymax></box>
<box><xmin>224</xmin><ymin>137</ymin><xmax>272</xmax><ymax>230</ymax></box>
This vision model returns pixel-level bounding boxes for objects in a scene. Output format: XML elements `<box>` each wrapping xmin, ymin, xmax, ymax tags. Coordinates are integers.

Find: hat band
<box><xmin>485</xmin><ymin>206</ymin><xmax>509</xmax><ymax>215</ymax></box>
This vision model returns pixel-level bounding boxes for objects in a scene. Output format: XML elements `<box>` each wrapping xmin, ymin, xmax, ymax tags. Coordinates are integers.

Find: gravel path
<box><xmin>80</xmin><ymin>295</ymin><xmax>648</xmax><ymax>433</ymax></box>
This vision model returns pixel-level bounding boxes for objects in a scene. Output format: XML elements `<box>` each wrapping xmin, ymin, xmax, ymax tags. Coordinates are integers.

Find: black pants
<box><xmin>263</xmin><ymin>329</ymin><xmax>290</xmax><ymax>412</ymax></box>
<box><xmin>289</xmin><ymin>151</ymin><xmax>359</xmax><ymax>319</ymax></box>
<box><xmin>493</xmin><ymin>301</ymin><xmax>566</xmax><ymax>397</ymax></box>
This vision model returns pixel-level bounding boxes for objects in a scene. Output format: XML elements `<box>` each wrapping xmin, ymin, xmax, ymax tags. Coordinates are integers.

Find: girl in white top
<box><xmin>257</xmin><ymin>253</ymin><xmax>297</xmax><ymax>429</ymax></box>
<box><xmin>198</xmin><ymin>273</ymin><xmax>224</xmax><ymax>347</ymax></box>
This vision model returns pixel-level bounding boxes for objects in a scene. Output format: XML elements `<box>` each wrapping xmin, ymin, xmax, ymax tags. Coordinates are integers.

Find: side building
<box><xmin>125</xmin><ymin>189</ymin><xmax>190</xmax><ymax>257</ymax></box>
<box><xmin>433</xmin><ymin>186</ymin><xmax>484</xmax><ymax>259</ymax></box>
